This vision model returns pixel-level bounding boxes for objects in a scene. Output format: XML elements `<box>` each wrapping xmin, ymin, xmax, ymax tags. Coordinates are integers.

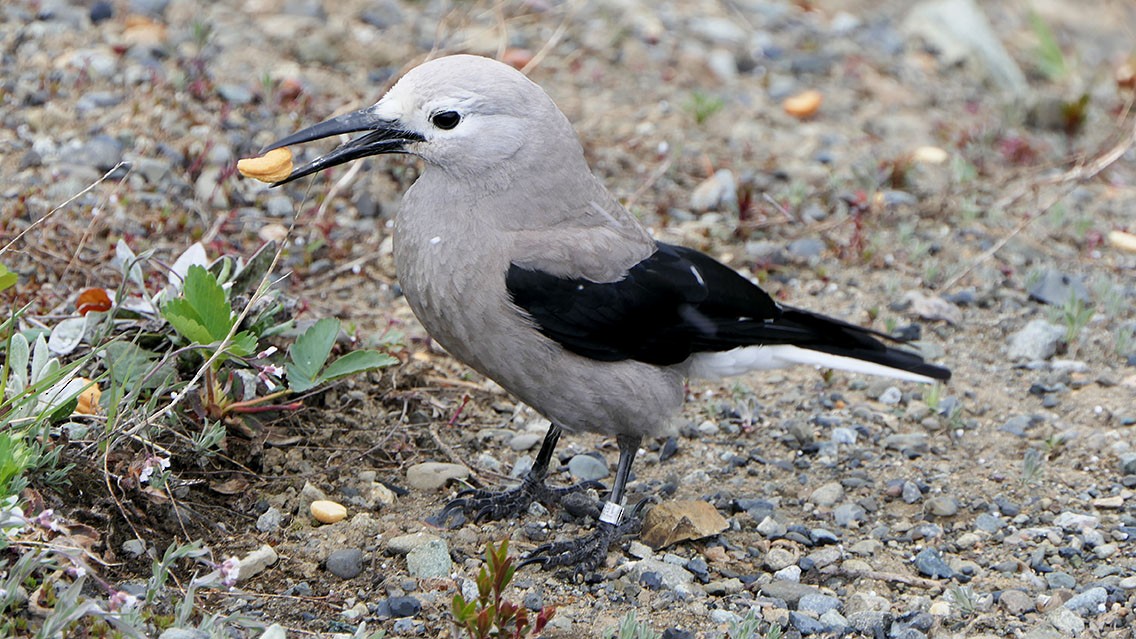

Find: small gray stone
<box><xmin>387</xmin><ymin>532</ymin><xmax>441</xmax><ymax>555</ymax></box>
<box><xmin>759</xmin><ymin>581</ymin><xmax>819</xmax><ymax>605</ymax></box>
<box><xmin>757</xmin><ymin>515</ymin><xmax>787</xmax><ymax>538</ymax></box>
<box><xmin>1063</xmin><ymin>587</ymin><xmax>1107</xmax><ymax>615</ymax></box>
<box><xmin>913</xmin><ymin>547</ymin><xmax>955</xmax><ymax>579</ymax></box>
<box><xmin>130</xmin><ymin>0</ymin><xmax>170</xmax><ymax>16</ymax></box>
<box><xmin>787</xmin><ymin>237</ymin><xmax>826</xmax><ymax>260</ymax></box>
<box><xmin>265</xmin><ymin>195</ymin><xmax>293</xmax><ymax>217</ymax></box>
<box><xmin>256</xmin><ymin>507</ymin><xmax>283</xmax><ymax>532</ymax></box>
<box><xmin>704</xmin><ymin>578</ymin><xmax>744</xmax><ymax>595</ymax></box>
<box><xmin>774</xmin><ymin>565</ymin><xmax>801</xmax><ymax>582</ymax></box>
<box><xmin>1047</xmin><ymin>607</ymin><xmax>1085</xmax><ymax>635</ymax></box>
<box><xmin>884</xmin><ymin>433</ymin><xmax>929</xmax><ymax>455</ymax></box>
<box><xmin>325</xmin><ymin>548</ymin><xmax>364</xmax><ymax>580</ymax></box>
<box><xmin>833</xmin><ymin>503</ymin><xmax>866</xmax><ymax>527</ymax></box>
<box><xmin>405</xmin><ymin>462</ymin><xmax>469</xmax><ymax>491</ymax></box>
<box><xmin>799</xmin><ymin>593</ymin><xmax>842</xmax><ymax>616</ymax></box>
<box><xmin>845</xmin><ymin>611</ymin><xmax>893</xmax><ymax>637</ymax></box>
<box><xmin>387</xmin><ymin>595</ymin><xmax>421</xmax><ymax>618</ymax></box>
<box><xmin>878</xmin><ymin>387</ymin><xmax>902</xmax><ymax>404</ymax></box>
<box><xmin>809</xmin><ymin>481</ymin><xmax>844</xmax><ymax>508</ymax></box>
<box><xmin>1053</xmin><ymin>512</ymin><xmax>1098</xmax><ymax>530</ymax></box>
<box><xmin>709</xmin><ymin>609</ymin><xmax>741</xmax><ymax>625</ymax></box>
<box><xmin>790</xmin><ymin>611</ymin><xmax>828</xmax><ymax>635</ymax></box>
<box><xmin>1045</xmin><ymin>571</ymin><xmax>1077</xmax><ymax>590</ymax></box>
<box><xmin>406</xmin><ymin>538</ymin><xmax>451</xmax><ymax>578</ymax></box>
<box><xmin>832</xmin><ymin>427</ymin><xmax>858</xmax><ymax>444</ymax></box>
<box><xmin>567</xmin><ymin>454</ymin><xmax>609</xmax><ymax>482</ymax></box>
<box><xmin>623</xmin><ymin>558</ymin><xmax>693</xmax><ymax>591</ymax></box>
<box><xmin>78</xmin><ymin>135</ymin><xmax>123</xmax><ymax>171</ymax></box>
<box><xmin>1007</xmin><ymin>320</ymin><xmax>1065</xmax><ymax>361</ymax></box>
<box><xmin>925</xmin><ymin>496</ymin><xmax>959</xmax><ymax>517</ymax></box>
<box><xmin>1000</xmin><ymin>589</ymin><xmax>1034</xmax><ymax>615</ymax></box>
<box><xmin>508</xmin><ymin>432</ymin><xmax>542</xmax><ymax>451</ymax></box>
<box><xmin>690</xmin><ymin>169</ymin><xmax>737</xmax><ymax>212</ymax></box>
<box><xmin>1028</xmin><ymin>270</ymin><xmax>1089</xmax><ymax>306</ymax></box>
<box><xmin>902</xmin><ymin>481</ymin><xmax>923</xmax><ymax>504</ymax></box>
<box><xmin>1119</xmin><ymin>453</ymin><xmax>1136</xmax><ymax>476</ymax></box>
<box><xmin>217</xmin><ymin>84</ymin><xmax>254</xmax><ymax>105</ymax></box>
<box><xmin>765</xmin><ymin>547</ymin><xmax>797</xmax><ymax>571</ymax></box>
<box><xmin>121</xmin><ymin>538</ymin><xmax>147</xmax><ymax>557</ymax></box>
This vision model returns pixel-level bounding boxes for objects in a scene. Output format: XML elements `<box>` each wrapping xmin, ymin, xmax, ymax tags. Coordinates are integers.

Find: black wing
<box><xmin>506</xmin><ymin>242</ymin><xmax>950</xmax><ymax>381</ymax></box>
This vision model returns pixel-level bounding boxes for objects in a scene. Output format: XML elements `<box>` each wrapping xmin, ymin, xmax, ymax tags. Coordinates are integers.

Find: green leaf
<box><xmin>0</xmin><ymin>264</ymin><xmax>17</xmax><ymax>293</ymax></box>
<box><xmin>286</xmin><ymin>318</ymin><xmax>339</xmax><ymax>392</ymax></box>
<box><xmin>229</xmin><ymin>331</ymin><xmax>258</xmax><ymax>358</ymax></box>
<box><xmin>162</xmin><ymin>298</ymin><xmax>215</xmax><ymax>345</ymax></box>
<box><xmin>320</xmin><ymin>350</ymin><xmax>398</xmax><ymax>382</ymax></box>
<box><xmin>181</xmin><ymin>265</ymin><xmax>234</xmax><ymax>341</ymax></box>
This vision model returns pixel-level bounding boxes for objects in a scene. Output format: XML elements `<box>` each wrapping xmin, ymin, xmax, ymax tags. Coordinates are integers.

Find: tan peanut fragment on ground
<box><xmin>237</xmin><ymin>147</ymin><xmax>293</xmax><ymax>183</ymax></box>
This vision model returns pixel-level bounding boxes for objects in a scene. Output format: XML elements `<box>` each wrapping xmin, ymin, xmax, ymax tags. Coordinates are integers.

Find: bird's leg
<box><xmin>431</xmin><ymin>424</ymin><xmax>603</xmax><ymax>528</ymax></box>
<box><xmin>520</xmin><ymin>433</ymin><xmax>643</xmax><ymax>574</ymax></box>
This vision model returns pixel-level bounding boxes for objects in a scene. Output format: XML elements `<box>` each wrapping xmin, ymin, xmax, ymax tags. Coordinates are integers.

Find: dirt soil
<box><xmin>3</xmin><ymin>0</ymin><xmax>1136</xmax><ymax>637</ymax></box>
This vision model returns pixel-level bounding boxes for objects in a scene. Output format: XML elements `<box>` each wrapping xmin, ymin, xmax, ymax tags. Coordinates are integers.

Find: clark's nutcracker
<box><xmin>264</xmin><ymin>54</ymin><xmax>950</xmax><ymax>572</ymax></box>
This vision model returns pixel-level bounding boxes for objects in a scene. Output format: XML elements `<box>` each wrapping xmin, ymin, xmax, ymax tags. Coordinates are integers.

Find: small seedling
<box><xmin>1020</xmin><ymin>447</ymin><xmax>1045</xmax><ymax>486</ymax></box>
<box><xmin>612</xmin><ymin>610</ymin><xmax>658</xmax><ymax>639</ymax></box>
<box><xmin>685</xmin><ymin>91</ymin><xmax>724</xmax><ymax>125</ymax></box>
<box><xmin>1048</xmin><ymin>291</ymin><xmax>1094</xmax><ymax>347</ymax></box>
<box><xmin>452</xmin><ymin>540</ymin><xmax>555</xmax><ymax>639</ymax></box>
<box><xmin>286</xmin><ymin>318</ymin><xmax>398</xmax><ymax>392</ymax></box>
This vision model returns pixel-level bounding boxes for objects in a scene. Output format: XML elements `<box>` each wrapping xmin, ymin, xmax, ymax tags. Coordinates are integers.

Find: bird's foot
<box><xmin>430</xmin><ymin>475</ymin><xmax>604</xmax><ymax>528</ymax></box>
<box><xmin>518</xmin><ymin>513</ymin><xmax>641</xmax><ymax>575</ymax></box>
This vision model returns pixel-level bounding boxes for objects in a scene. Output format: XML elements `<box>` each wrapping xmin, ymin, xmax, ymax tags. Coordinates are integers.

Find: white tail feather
<box><xmin>687</xmin><ymin>344</ymin><xmax>937</xmax><ymax>383</ymax></box>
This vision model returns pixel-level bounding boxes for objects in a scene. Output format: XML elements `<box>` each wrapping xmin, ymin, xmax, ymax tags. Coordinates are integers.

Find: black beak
<box><xmin>264</xmin><ymin>107</ymin><xmax>423</xmax><ymax>186</ymax></box>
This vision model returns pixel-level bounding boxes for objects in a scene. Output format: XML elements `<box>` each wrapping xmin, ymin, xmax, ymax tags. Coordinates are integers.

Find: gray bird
<box><xmin>264</xmin><ymin>54</ymin><xmax>950</xmax><ymax>572</ymax></box>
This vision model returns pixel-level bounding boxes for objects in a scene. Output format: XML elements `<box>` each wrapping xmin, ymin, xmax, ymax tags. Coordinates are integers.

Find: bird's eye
<box><xmin>431</xmin><ymin>111</ymin><xmax>461</xmax><ymax>130</ymax></box>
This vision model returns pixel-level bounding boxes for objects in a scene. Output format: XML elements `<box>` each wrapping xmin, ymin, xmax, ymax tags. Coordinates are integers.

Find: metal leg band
<box><xmin>599</xmin><ymin>500</ymin><xmax>625</xmax><ymax>525</ymax></box>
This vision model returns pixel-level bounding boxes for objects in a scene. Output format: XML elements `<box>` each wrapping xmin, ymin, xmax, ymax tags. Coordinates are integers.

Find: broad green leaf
<box><xmin>287</xmin><ymin>318</ymin><xmax>339</xmax><ymax>391</ymax></box>
<box><xmin>181</xmin><ymin>265</ymin><xmax>234</xmax><ymax>341</ymax></box>
<box><xmin>0</xmin><ymin>264</ymin><xmax>16</xmax><ymax>293</ymax></box>
<box><xmin>319</xmin><ymin>350</ymin><xmax>398</xmax><ymax>383</ymax></box>
<box><xmin>162</xmin><ymin>298</ymin><xmax>215</xmax><ymax>345</ymax></box>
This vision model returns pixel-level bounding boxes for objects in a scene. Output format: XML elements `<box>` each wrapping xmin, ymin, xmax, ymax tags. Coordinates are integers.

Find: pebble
<box><xmin>77</xmin><ymin>135</ymin><xmax>124</xmax><ymax>171</ymax></box>
<box><xmin>405</xmin><ymin>539</ymin><xmax>451</xmax><ymax>578</ymax></box>
<box><xmin>704</xmin><ymin>578</ymin><xmax>744</xmax><ymax>595</ymax></box>
<box><xmin>925</xmin><ymin>495</ymin><xmax>959</xmax><ymax>517</ymax></box>
<box><xmin>1007</xmin><ymin>320</ymin><xmax>1066</xmax><ymax>361</ymax></box>
<box><xmin>833</xmin><ymin>503</ymin><xmax>866</xmax><ymax>527</ymax></box>
<box><xmin>913</xmin><ymin>547</ymin><xmax>956</xmax><ymax>579</ymax></box>
<box><xmin>787</xmin><ymin>237</ymin><xmax>825</xmax><ymax>260</ymax></box>
<box><xmin>1000</xmin><ymin>589</ymin><xmax>1034</xmax><ymax>615</ymax></box>
<box><xmin>757</xmin><ymin>515</ymin><xmax>788</xmax><ymax>539</ymax></box>
<box><xmin>846</xmin><ymin>611</ymin><xmax>893</xmax><ymax>637</ymax></box>
<box><xmin>799</xmin><ymin>593</ymin><xmax>842</xmax><ymax>616</ymax></box>
<box><xmin>1028</xmin><ymin>270</ymin><xmax>1089</xmax><ymax>306</ymax></box>
<box><xmin>809</xmin><ymin>481</ymin><xmax>845</xmax><ymax>508</ymax></box>
<box><xmin>387</xmin><ymin>532</ymin><xmax>440</xmax><ymax>555</ymax></box>
<box><xmin>708</xmin><ymin>609</ymin><xmax>740</xmax><ymax>625</ymax></box>
<box><xmin>386</xmin><ymin>595</ymin><xmax>422</xmax><ymax>618</ymax></box>
<box><xmin>1063</xmin><ymin>587</ymin><xmax>1107</xmax><ymax>615</ymax></box>
<box><xmin>1046</xmin><ymin>572</ymin><xmax>1077</xmax><ymax>590</ymax></box>
<box><xmin>622</xmin><ymin>559</ymin><xmax>693</xmax><ymax>591</ymax></box>
<box><xmin>1053</xmin><ymin>512</ymin><xmax>1099</xmax><ymax>531</ymax></box>
<box><xmin>902</xmin><ymin>481</ymin><xmax>923</xmax><ymax>504</ymax></box>
<box><xmin>567</xmin><ymin>454</ymin><xmax>609</xmax><ymax>481</ymax></box>
<box><xmin>325</xmin><ymin>548</ymin><xmax>364</xmax><ymax>580</ymax></box>
<box><xmin>1048</xmin><ymin>607</ymin><xmax>1085</xmax><ymax>635</ymax></box>
<box><xmin>760</xmin><ymin>581</ymin><xmax>819</xmax><ymax>605</ymax></box>
<box><xmin>256</xmin><ymin>507</ymin><xmax>283</xmax><ymax>532</ymax></box>
<box><xmin>509</xmin><ymin>432</ymin><xmax>542</xmax><ymax>450</ymax></box>
<box><xmin>764</xmin><ymin>547</ymin><xmax>798</xmax><ymax>571</ymax></box>
<box><xmin>878</xmin><ymin>386</ymin><xmax>902</xmax><ymax>404</ymax></box>
<box><xmin>689</xmin><ymin>169</ymin><xmax>737</xmax><ymax>212</ymax></box>
<box><xmin>405</xmin><ymin>462</ymin><xmax>469</xmax><ymax>490</ymax></box>
<box><xmin>790</xmin><ymin>611</ymin><xmax>828</xmax><ymax>635</ymax></box>
<box><xmin>774</xmin><ymin>564</ymin><xmax>801</xmax><ymax>582</ymax></box>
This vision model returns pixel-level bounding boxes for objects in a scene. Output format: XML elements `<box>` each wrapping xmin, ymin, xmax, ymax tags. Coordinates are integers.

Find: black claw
<box><xmin>519</xmin><ymin>515</ymin><xmax>640</xmax><ymax>574</ymax></box>
<box><xmin>431</xmin><ymin>475</ymin><xmax>604</xmax><ymax>527</ymax></box>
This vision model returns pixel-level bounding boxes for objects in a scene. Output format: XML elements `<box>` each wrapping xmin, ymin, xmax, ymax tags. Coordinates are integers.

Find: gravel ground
<box><xmin>3</xmin><ymin>0</ymin><xmax>1136</xmax><ymax>637</ymax></box>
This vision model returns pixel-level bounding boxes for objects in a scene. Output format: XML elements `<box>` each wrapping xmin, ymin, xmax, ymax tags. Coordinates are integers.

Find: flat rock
<box><xmin>622</xmin><ymin>558</ymin><xmax>694</xmax><ymax>591</ymax></box>
<box><xmin>387</xmin><ymin>532</ymin><xmax>441</xmax><ymax>555</ymax></box>
<box><xmin>640</xmin><ymin>500</ymin><xmax>728</xmax><ymax>550</ymax></box>
<box><xmin>1028</xmin><ymin>269</ymin><xmax>1089</xmax><ymax>306</ymax></box>
<box><xmin>326</xmin><ymin>548</ymin><xmax>364</xmax><ymax>580</ymax></box>
<box><xmin>567</xmin><ymin>454</ymin><xmax>609</xmax><ymax>482</ymax></box>
<box><xmin>406</xmin><ymin>538</ymin><xmax>451</xmax><ymax>578</ymax></box>
<box><xmin>760</xmin><ymin>580</ymin><xmax>820</xmax><ymax>605</ymax></box>
<box><xmin>405</xmin><ymin>462</ymin><xmax>469</xmax><ymax>491</ymax></box>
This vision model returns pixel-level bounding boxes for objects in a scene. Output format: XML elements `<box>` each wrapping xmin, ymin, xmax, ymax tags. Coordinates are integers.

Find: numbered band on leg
<box><xmin>599</xmin><ymin>501</ymin><xmax>624</xmax><ymax>525</ymax></box>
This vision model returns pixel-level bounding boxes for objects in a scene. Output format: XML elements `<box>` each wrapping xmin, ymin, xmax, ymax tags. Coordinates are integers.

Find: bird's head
<box><xmin>264</xmin><ymin>54</ymin><xmax>576</xmax><ymax>186</ymax></box>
